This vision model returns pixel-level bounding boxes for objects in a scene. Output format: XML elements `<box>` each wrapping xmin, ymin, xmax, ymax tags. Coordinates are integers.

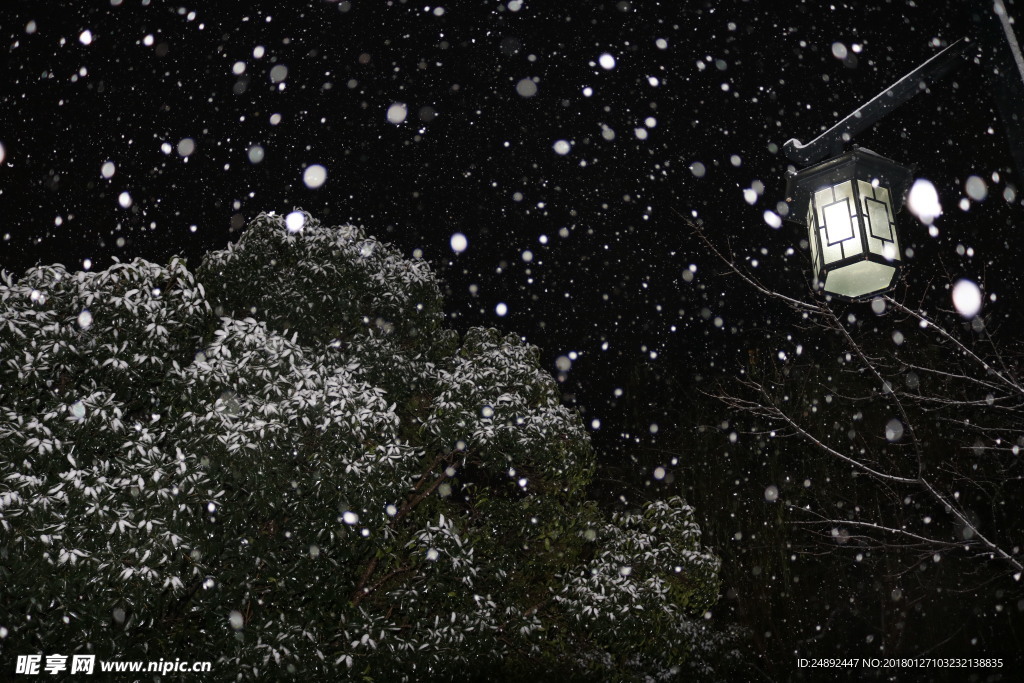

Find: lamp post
<box><xmin>782</xmin><ymin>6</ymin><xmax>1024</xmax><ymax>299</ymax></box>
<box><xmin>786</xmin><ymin>147</ymin><xmax>912</xmax><ymax>300</ymax></box>
<box><xmin>781</xmin><ymin>39</ymin><xmax>971</xmax><ymax>300</ymax></box>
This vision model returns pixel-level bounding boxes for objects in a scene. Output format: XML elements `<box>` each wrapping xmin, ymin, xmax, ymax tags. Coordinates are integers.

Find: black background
<box><xmin>3</xmin><ymin>1</ymin><xmax>1018</xmax><ymax>434</ymax></box>
<box><xmin>3</xmin><ymin>0</ymin><xmax>1023</xmax><ymax>670</ymax></box>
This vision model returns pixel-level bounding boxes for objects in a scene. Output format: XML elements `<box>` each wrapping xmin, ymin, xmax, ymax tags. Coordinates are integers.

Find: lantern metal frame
<box><xmin>780</xmin><ymin>26</ymin><xmax>1024</xmax><ymax>300</ymax></box>
<box><xmin>785</xmin><ymin>147</ymin><xmax>913</xmax><ymax>300</ymax></box>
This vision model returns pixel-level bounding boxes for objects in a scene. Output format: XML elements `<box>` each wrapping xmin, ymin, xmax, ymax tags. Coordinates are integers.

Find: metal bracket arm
<box><xmin>783</xmin><ymin>38</ymin><xmax>972</xmax><ymax>165</ymax></box>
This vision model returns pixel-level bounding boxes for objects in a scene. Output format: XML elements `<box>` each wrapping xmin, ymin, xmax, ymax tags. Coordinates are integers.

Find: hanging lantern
<box><xmin>786</xmin><ymin>147</ymin><xmax>913</xmax><ymax>299</ymax></box>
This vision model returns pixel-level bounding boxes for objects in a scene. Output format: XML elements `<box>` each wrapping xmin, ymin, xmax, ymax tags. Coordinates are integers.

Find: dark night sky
<box><xmin>2</xmin><ymin>0</ymin><xmax>1022</xmax><ymax>454</ymax></box>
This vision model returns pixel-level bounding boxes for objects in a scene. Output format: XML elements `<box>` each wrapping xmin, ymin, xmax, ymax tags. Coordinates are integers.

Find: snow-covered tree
<box><xmin>0</xmin><ymin>212</ymin><xmax>729</xmax><ymax>680</ymax></box>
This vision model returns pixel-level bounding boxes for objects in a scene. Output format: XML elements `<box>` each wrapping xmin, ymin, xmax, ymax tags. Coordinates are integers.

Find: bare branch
<box><xmin>681</xmin><ymin>211</ymin><xmax>825</xmax><ymax>315</ymax></box>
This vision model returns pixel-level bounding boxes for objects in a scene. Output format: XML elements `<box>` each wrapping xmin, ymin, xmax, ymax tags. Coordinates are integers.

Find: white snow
<box><xmin>269</xmin><ymin>64</ymin><xmax>288</xmax><ymax>83</ymax></box>
<box><xmin>907</xmin><ymin>179</ymin><xmax>942</xmax><ymax>224</ymax></box>
<box><xmin>515</xmin><ymin>78</ymin><xmax>537</xmax><ymax>97</ymax></box>
<box><xmin>952</xmin><ymin>279</ymin><xmax>982</xmax><ymax>318</ymax></box>
<box><xmin>100</xmin><ymin>161</ymin><xmax>116</xmax><ymax>179</ymax></box>
<box><xmin>965</xmin><ymin>175</ymin><xmax>988</xmax><ymax>201</ymax></box>
<box><xmin>303</xmin><ymin>164</ymin><xmax>327</xmax><ymax>189</ymax></box>
<box><xmin>118</xmin><ymin>191</ymin><xmax>132</xmax><ymax>208</ymax></box>
<box><xmin>598</xmin><ymin>53</ymin><xmax>616</xmax><ymax>70</ymax></box>
<box><xmin>386</xmin><ymin>103</ymin><xmax>408</xmax><ymax>124</ymax></box>
<box><xmin>79</xmin><ymin>30</ymin><xmax>93</xmax><ymax>45</ymax></box>
<box><xmin>285</xmin><ymin>211</ymin><xmax>305</xmax><ymax>233</ymax></box>
<box><xmin>553</xmin><ymin>140</ymin><xmax>571</xmax><ymax>155</ymax></box>
<box><xmin>884</xmin><ymin>419</ymin><xmax>904</xmax><ymax>442</ymax></box>
<box><xmin>450</xmin><ymin>232</ymin><xmax>468</xmax><ymax>253</ymax></box>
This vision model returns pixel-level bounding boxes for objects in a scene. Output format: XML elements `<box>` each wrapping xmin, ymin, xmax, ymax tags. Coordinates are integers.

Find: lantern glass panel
<box><xmin>824</xmin><ymin>260</ymin><xmax>896</xmax><ymax>299</ymax></box>
<box><xmin>808</xmin><ymin>178</ymin><xmax>901</xmax><ymax>298</ymax></box>
<box><xmin>807</xmin><ymin>204</ymin><xmax>820</xmax><ymax>283</ymax></box>
<box><xmin>857</xmin><ymin>181</ymin><xmax>899</xmax><ymax>261</ymax></box>
<box><xmin>814</xmin><ymin>181</ymin><xmax>863</xmax><ymax>266</ymax></box>
<box><xmin>823</xmin><ymin>201</ymin><xmax>854</xmax><ymax>244</ymax></box>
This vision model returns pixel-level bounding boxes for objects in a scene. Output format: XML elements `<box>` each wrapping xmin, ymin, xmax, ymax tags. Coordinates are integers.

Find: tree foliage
<box><xmin>0</xmin><ymin>212</ymin><xmax>729</xmax><ymax>680</ymax></box>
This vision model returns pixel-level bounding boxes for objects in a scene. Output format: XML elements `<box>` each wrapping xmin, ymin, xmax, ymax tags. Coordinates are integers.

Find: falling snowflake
<box><xmin>907</xmin><ymin>179</ymin><xmax>942</xmax><ymax>224</ymax></box>
<box><xmin>450</xmin><ymin>233</ymin><xmax>468</xmax><ymax>253</ymax></box>
<box><xmin>386</xmin><ymin>103</ymin><xmax>408</xmax><ymax>124</ymax></box>
<box><xmin>951</xmin><ymin>279</ymin><xmax>982</xmax><ymax>318</ymax></box>
<box><xmin>303</xmin><ymin>164</ymin><xmax>327</xmax><ymax>189</ymax></box>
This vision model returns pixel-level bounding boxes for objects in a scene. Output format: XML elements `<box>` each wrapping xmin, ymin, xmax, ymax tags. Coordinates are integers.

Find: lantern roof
<box><xmin>785</xmin><ymin>147</ymin><xmax>914</xmax><ymax>226</ymax></box>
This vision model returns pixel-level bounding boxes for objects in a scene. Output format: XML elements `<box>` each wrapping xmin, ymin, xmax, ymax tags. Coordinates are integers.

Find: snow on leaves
<box><xmin>554</xmin><ymin>497</ymin><xmax>723</xmax><ymax>677</ymax></box>
<box><xmin>0</xmin><ymin>214</ymin><xmax>724</xmax><ymax>680</ymax></box>
<box><xmin>197</xmin><ymin>211</ymin><xmax>444</xmax><ymax>350</ymax></box>
<box><xmin>427</xmin><ymin>327</ymin><xmax>593</xmax><ymax>489</ymax></box>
